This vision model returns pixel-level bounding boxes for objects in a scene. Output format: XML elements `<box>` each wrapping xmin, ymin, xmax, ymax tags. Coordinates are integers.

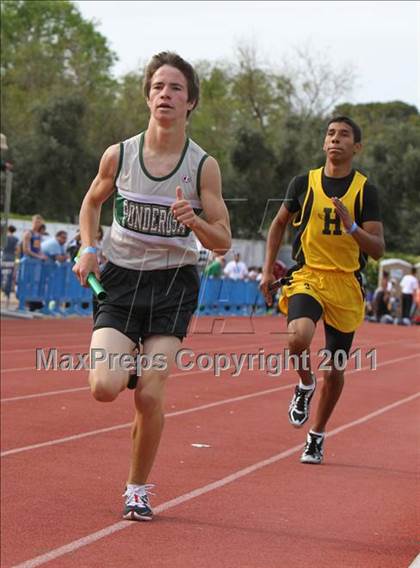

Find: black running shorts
<box><xmin>93</xmin><ymin>262</ymin><xmax>200</xmax><ymax>344</ymax></box>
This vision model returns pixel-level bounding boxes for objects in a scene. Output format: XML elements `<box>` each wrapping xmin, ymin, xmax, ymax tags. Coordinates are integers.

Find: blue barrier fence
<box><xmin>15</xmin><ymin>258</ymin><xmax>93</xmax><ymax>316</ymax></box>
<box><xmin>197</xmin><ymin>277</ymin><xmax>266</xmax><ymax>315</ymax></box>
<box><xmin>9</xmin><ymin>258</ymin><xmax>267</xmax><ymax>316</ymax></box>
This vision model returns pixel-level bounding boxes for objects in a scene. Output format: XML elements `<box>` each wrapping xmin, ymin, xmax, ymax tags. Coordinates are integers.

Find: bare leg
<box><xmin>287</xmin><ymin>317</ymin><xmax>317</xmax><ymax>385</ymax></box>
<box><xmin>89</xmin><ymin>328</ymin><xmax>136</xmax><ymax>402</ymax></box>
<box><xmin>127</xmin><ymin>335</ymin><xmax>181</xmax><ymax>485</ymax></box>
<box><xmin>312</xmin><ymin>368</ymin><xmax>345</xmax><ymax>432</ymax></box>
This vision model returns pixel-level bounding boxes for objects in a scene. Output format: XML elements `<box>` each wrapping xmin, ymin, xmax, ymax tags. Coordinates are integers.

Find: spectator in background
<box><xmin>364</xmin><ymin>290</ymin><xmax>375</xmax><ymax>320</ymax></box>
<box><xmin>22</xmin><ymin>215</ymin><xmax>48</xmax><ymax>260</ymax></box>
<box><xmin>67</xmin><ymin>231</ymin><xmax>82</xmax><ymax>261</ymax></box>
<box><xmin>388</xmin><ymin>279</ymin><xmax>399</xmax><ymax>318</ymax></box>
<box><xmin>247</xmin><ymin>266</ymin><xmax>258</xmax><ymax>280</ymax></box>
<box><xmin>1</xmin><ymin>225</ymin><xmax>19</xmax><ymax>299</ymax></box>
<box><xmin>3</xmin><ymin>225</ymin><xmax>19</xmax><ymax>261</ymax></box>
<box><xmin>400</xmin><ymin>267</ymin><xmax>419</xmax><ymax>322</ymax></box>
<box><xmin>204</xmin><ymin>254</ymin><xmax>225</xmax><ymax>277</ymax></box>
<box><xmin>21</xmin><ymin>215</ymin><xmax>47</xmax><ymax>311</ymax></box>
<box><xmin>39</xmin><ymin>224</ymin><xmax>50</xmax><ymax>241</ymax></box>
<box><xmin>374</xmin><ymin>270</ymin><xmax>392</xmax><ymax>321</ymax></box>
<box><xmin>41</xmin><ymin>230</ymin><xmax>68</xmax><ymax>262</ymax></box>
<box><xmin>224</xmin><ymin>252</ymin><xmax>248</xmax><ymax>280</ymax></box>
<box><xmin>415</xmin><ymin>287</ymin><xmax>420</xmax><ymax>324</ymax></box>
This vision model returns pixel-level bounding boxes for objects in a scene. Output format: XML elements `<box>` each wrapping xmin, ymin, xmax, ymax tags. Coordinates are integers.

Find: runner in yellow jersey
<box><xmin>261</xmin><ymin>116</ymin><xmax>384</xmax><ymax>464</ymax></box>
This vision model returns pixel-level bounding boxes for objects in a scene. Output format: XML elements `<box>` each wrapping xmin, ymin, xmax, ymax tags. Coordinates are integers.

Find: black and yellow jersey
<box><xmin>284</xmin><ymin>167</ymin><xmax>381</xmax><ymax>272</ymax></box>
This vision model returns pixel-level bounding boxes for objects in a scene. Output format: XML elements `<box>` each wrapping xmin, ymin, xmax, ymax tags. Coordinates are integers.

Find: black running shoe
<box><xmin>300</xmin><ymin>431</ymin><xmax>324</xmax><ymax>464</ymax></box>
<box><xmin>288</xmin><ymin>374</ymin><xmax>316</xmax><ymax>428</ymax></box>
<box><xmin>123</xmin><ymin>485</ymin><xmax>154</xmax><ymax>521</ymax></box>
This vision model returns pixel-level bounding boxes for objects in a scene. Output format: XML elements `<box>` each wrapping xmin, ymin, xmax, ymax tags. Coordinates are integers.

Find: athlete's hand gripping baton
<box><xmin>268</xmin><ymin>275</ymin><xmax>292</xmax><ymax>293</ymax></box>
<box><xmin>75</xmin><ymin>254</ymin><xmax>107</xmax><ymax>301</ymax></box>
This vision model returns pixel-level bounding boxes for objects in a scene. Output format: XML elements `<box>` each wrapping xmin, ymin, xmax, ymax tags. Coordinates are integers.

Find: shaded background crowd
<box><xmin>0</xmin><ymin>214</ymin><xmax>106</xmax><ymax>311</ymax></box>
<box><xmin>2</xmin><ymin>215</ymin><xmax>106</xmax><ymax>266</ymax></box>
<box><xmin>1</xmin><ymin>214</ymin><xmax>419</xmax><ymax>324</ymax></box>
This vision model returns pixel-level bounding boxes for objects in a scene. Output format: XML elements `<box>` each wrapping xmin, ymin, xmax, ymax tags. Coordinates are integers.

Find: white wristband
<box><xmin>80</xmin><ymin>246</ymin><xmax>97</xmax><ymax>255</ymax></box>
<box><xmin>347</xmin><ymin>222</ymin><xmax>358</xmax><ymax>234</ymax></box>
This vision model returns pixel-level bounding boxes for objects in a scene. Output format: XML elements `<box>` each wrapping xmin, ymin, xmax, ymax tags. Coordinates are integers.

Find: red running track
<box><xmin>1</xmin><ymin>316</ymin><xmax>419</xmax><ymax>568</ymax></box>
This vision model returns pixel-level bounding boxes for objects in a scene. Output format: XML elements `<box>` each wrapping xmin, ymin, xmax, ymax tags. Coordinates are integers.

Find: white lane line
<box><xmin>408</xmin><ymin>554</ymin><xmax>420</xmax><ymax>568</ymax></box>
<box><xmin>1</xmin><ymin>330</ymin><xmax>291</xmax><ymax>355</ymax></box>
<box><xmin>2</xmin><ymin>366</ymin><xmax>42</xmax><ymax>373</ymax></box>
<box><xmin>2</xmin><ymin>353</ymin><xmax>419</xmax><ymax>457</ymax></box>
<box><xmin>1</xmin><ymin>342</ymin><xmax>91</xmax><ymax>355</ymax></box>
<box><xmin>0</xmin><ymin>335</ymin><xmax>408</xmax><ymax>374</ymax></box>
<box><xmin>2</xmin><ymin>387</ymin><xmax>90</xmax><ymax>402</ymax></box>
<box><xmin>1</xmin><ymin>321</ymin><xmax>279</xmax><ymax>344</ymax></box>
<box><xmin>1</xmin><ymin>337</ymin><xmax>413</xmax><ymax>397</ymax></box>
<box><xmin>1</xmin><ymin>361</ymin><xmax>243</xmax><ymax>401</ymax></box>
<box><xmin>1</xmin><ymin>354</ymin><xmax>263</xmax><ymax>401</ymax></box>
<box><xmin>1</xmin><ymin>331</ymin><xmax>91</xmax><ymax>343</ymax></box>
<box><xmin>3</xmin><ymin>334</ymin><xmax>407</xmax><ymax>356</ymax></box>
<box><xmin>1</xmin><ymin>337</ymin><xmax>283</xmax><ymax>372</ymax></box>
<box><xmin>0</xmin><ymin>368</ymin><xmax>213</xmax><ymax>402</ymax></box>
<box><xmin>0</xmin><ymin>384</ymin><xmax>294</xmax><ymax>457</ymax></box>
<box><xmin>0</xmin><ymin>337</ymin><xmax>298</xmax><ymax>401</ymax></box>
<box><xmin>11</xmin><ymin>390</ymin><xmax>420</xmax><ymax>568</ymax></box>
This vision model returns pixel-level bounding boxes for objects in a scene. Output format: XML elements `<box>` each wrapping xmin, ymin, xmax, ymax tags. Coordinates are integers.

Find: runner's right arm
<box><xmin>73</xmin><ymin>144</ymin><xmax>119</xmax><ymax>286</ymax></box>
<box><xmin>260</xmin><ymin>204</ymin><xmax>294</xmax><ymax>304</ymax></box>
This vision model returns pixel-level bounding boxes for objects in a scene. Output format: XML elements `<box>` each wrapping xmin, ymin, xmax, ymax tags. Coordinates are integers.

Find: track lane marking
<box><xmin>11</xmin><ymin>390</ymin><xmax>420</xmax><ymax>568</ymax></box>
<box><xmin>1</xmin><ymin>337</ymin><xmax>288</xmax><ymax>371</ymax></box>
<box><xmin>1</xmin><ymin>383</ymin><xmax>295</xmax><ymax>456</ymax></box>
<box><xmin>2</xmin><ymin>353</ymin><xmax>419</xmax><ymax>457</ymax></box>
<box><xmin>1</xmin><ymin>337</ymin><xmax>412</xmax><ymax>394</ymax></box>
<box><xmin>2</xmin><ymin>334</ymin><xmax>411</xmax><ymax>369</ymax></box>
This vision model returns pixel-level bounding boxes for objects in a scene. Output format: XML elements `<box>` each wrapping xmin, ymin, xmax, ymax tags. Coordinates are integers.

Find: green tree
<box><xmin>1</xmin><ymin>0</ymin><xmax>117</xmax><ymax>138</ymax></box>
<box><xmin>1</xmin><ymin>0</ymin><xmax>118</xmax><ymax>218</ymax></box>
<box><xmin>228</xmin><ymin>127</ymin><xmax>278</xmax><ymax>237</ymax></box>
<box><xmin>12</xmin><ymin>95</ymin><xmax>96</xmax><ymax>221</ymax></box>
<box><xmin>335</xmin><ymin>101</ymin><xmax>418</xmax><ymax>126</ymax></box>
<box><xmin>335</xmin><ymin>102</ymin><xmax>420</xmax><ymax>254</ymax></box>
<box><xmin>190</xmin><ymin>62</ymin><xmax>236</xmax><ymax>172</ymax></box>
<box><xmin>3</xmin><ymin>12</ymin><xmax>418</xmax><ymax>256</ymax></box>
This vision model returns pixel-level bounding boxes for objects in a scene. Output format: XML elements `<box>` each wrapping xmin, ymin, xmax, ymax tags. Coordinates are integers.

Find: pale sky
<box><xmin>77</xmin><ymin>0</ymin><xmax>419</xmax><ymax>108</ymax></box>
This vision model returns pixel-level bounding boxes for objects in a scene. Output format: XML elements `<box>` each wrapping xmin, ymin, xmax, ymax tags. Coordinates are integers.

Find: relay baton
<box><xmin>268</xmin><ymin>276</ymin><xmax>291</xmax><ymax>292</ymax></box>
<box><xmin>86</xmin><ymin>272</ymin><xmax>107</xmax><ymax>300</ymax></box>
<box><xmin>75</xmin><ymin>254</ymin><xmax>107</xmax><ymax>301</ymax></box>
<box><xmin>268</xmin><ymin>279</ymin><xmax>283</xmax><ymax>292</ymax></box>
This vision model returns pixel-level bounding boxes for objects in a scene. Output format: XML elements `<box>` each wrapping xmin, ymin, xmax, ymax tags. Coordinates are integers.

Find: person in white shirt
<box><xmin>41</xmin><ymin>231</ymin><xmax>68</xmax><ymax>262</ymax></box>
<box><xmin>400</xmin><ymin>267</ymin><xmax>419</xmax><ymax>320</ymax></box>
<box><xmin>224</xmin><ymin>252</ymin><xmax>248</xmax><ymax>280</ymax></box>
<box><xmin>247</xmin><ymin>266</ymin><xmax>258</xmax><ymax>281</ymax></box>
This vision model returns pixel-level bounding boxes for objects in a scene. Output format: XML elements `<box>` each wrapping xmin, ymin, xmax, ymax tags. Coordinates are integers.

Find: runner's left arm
<box><xmin>171</xmin><ymin>156</ymin><xmax>231</xmax><ymax>254</ymax></box>
<box><xmin>332</xmin><ymin>197</ymin><xmax>385</xmax><ymax>260</ymax></box>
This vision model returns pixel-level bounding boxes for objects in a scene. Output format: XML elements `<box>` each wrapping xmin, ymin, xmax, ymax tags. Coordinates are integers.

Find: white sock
<box><xmin>126</xmin><ymin>483</ymin><xmax>146</xmax><ymax>495</ymax></box>
<box><xmin>299</xmin><ymin>374</ymin><xmax>315</xmax><ymax>390</ymax></box>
